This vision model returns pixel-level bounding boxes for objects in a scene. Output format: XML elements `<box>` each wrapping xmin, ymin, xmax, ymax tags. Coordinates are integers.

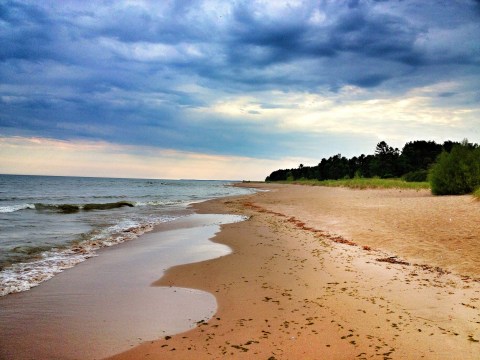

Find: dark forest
<box><xmin>266</xmin><ymin>140</ymin><xmax>478</xmax><ymax>188</ymax></box>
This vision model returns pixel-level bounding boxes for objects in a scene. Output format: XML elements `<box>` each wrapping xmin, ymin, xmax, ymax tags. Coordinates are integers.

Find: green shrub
<box><xmin>429</xmin><ymin>144</ymin><xmax>480</xmax><ymax>195</ymax></box>
<box><xmin>474</xmin><ymin>187</ymin><xmax>480</xmax><ymax>200</ymax></box>
<box><xmin>402</xmin><ymin>170</ymin><xmax>429</xmax><ymax>182</ymax></box>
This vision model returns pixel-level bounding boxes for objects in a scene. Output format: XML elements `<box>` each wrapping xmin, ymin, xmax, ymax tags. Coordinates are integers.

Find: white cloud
<box><xmin>192</xmin><ymin>82</ymin><xmax>480</xmax><ymax>149</ymax></box>
<box><xmin>98</xmin><ymin>38</ymin><xmax>205</xmax><ymax>63</ymax></box>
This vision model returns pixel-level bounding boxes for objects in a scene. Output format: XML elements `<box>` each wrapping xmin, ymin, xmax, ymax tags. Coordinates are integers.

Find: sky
<box><xmin>1</xmin><ymin>0</ymin><xmax>479</xmax><ymax>180</ymax></box>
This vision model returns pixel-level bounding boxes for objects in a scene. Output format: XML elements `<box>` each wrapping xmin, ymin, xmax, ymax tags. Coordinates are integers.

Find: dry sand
<box><xmin>109</xmin><ymin>183</ymin><xmax>480</xmax><ymax>359</ymax></box>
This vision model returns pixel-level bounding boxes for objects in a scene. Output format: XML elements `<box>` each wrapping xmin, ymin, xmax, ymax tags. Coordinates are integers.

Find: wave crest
<box><xmin>0</xmin><ymin>204</ymin><xmax>35</xmax><ymax>213</ymax></box>
<box><xmin>1</xmin><ymin>201</ymin><xmax>136</xmax><ymax>214</ymax></box>
<box><xmin>35</xmin><ymin>201</ymin><xmax>135</xmax><ymax>214</ymax></box>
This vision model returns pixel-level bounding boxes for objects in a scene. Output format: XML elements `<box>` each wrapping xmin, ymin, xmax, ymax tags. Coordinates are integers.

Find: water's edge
<box><xmin>0</xmin><ymin>212</ymin><xmax>248</xmax><ymax>360</ymax></box>
<box><xmin>0</xmin><ymin>177</ymin><xmax>256</xmax><ymax>297</ymax></box>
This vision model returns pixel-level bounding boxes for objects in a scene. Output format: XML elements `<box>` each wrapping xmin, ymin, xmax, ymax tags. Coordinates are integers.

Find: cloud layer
<box><xmin>1</xmin><ymin>0</ymin><xmax>479</xmax><ymax>178</ymax></box>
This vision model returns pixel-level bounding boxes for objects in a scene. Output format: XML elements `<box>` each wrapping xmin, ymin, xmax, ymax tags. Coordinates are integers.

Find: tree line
<box><xmin>265</xmin><ymin>140</ymin><xmax>479</xmax><ymax>189</ymax></box>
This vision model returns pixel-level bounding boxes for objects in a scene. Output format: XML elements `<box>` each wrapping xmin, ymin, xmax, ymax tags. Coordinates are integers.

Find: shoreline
<box><xmin>0</xmin><ymin>212</ymin><xmax>246</xmax><ymax>360</ymax></box>
<box><xmin>110</xmin><ymin>183</ymin><xmax>480</xmax><ymax>359</ymax></box>
<box><xmin>0</xmin><ymin>177</ymin><xmax>255</xmax><ymax>298</ymax></box>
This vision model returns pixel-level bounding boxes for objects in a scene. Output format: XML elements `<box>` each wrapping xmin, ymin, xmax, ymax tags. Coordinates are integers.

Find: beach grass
<box><xmin>276</xmin><ymin>178</ymin><xmax>431</xmax><ymax>190</ymax></box>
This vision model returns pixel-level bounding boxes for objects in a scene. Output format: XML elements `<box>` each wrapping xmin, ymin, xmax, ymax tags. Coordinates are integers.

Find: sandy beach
<box><xmin>109</xmin><ymin>183</ymin><xmax>480</xmax><ymax>359</ymax></box>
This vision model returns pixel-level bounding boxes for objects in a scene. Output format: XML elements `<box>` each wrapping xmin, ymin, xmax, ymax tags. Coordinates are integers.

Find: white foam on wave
<box><xmin>0</xmin><ymin>204</ymin><xmax>35</xmax><ymax>213</ymax></box>
<box><xmin>0</xmin><ymin>215</ymin><xmax>178</xmax><ymax>296</ymax></box>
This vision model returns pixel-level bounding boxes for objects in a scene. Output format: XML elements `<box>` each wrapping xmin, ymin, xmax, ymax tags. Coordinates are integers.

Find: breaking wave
<box><xmin>1</xmin><ymin>201</ymin><xmax>137</xmax><ymax>214</ymax></box>
<box><xmin>0</xmin><ymin>204</ymin><xmax>35</xmax><ymax>213</ymax></box>
<box><xmin>0</xmin><ymin>216</ymin><xmax>178</xmax><ymax>296</ymax></box>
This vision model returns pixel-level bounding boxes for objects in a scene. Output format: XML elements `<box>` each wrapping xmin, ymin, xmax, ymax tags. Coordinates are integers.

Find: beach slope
<box><xmin>110</xmin><ymin>183</ymin><xmax>480</xmax><ymax>359</ymax></box>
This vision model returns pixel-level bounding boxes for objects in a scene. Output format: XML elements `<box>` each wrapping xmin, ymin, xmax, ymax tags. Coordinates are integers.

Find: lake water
<box><xmin>0</xmin><ymin>175</ymin><xmax>254</xmax><ymax>296</ymax></box>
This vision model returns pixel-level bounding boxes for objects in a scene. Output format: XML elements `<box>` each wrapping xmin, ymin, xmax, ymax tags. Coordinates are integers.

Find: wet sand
<box><xmin>110</xmin><ymin>183</ymin><xmax>480</xmax><ymax>359</ymax></box>
<box><xmin>0</xmin><ymin>214</ymin><xmax>244</xmax><ymax>359</ymax></box>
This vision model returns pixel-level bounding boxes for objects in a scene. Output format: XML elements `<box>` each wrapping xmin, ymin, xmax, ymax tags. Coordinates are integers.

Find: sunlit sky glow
<box><xmin>1</xmin><ymin>0</ymin><xmax>479</xmax><ymax>180</ymax></box>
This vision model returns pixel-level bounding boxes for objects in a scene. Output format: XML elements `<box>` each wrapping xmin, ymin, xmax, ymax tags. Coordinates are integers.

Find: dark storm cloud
<box><xmin>0</xmin><ymin>2</ymin><xmax>55</xmax><ymax>61</ymax></box>
<box><xmin>229</xmin><ymin>2</ymin><xmax>420</xmax><ymax>66</ymax></box>
<box><xmin>1</xmin><ymin>0</ymin><xmax>479</xmax><ymax>158</ymax></box>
